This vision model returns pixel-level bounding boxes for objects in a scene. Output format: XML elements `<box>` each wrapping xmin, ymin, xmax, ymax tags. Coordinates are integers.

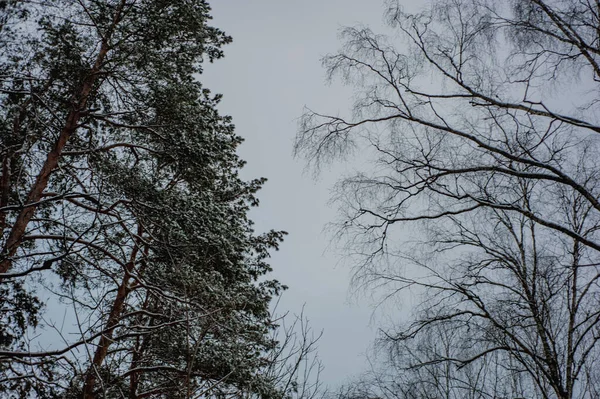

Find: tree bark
<box><xmin>82</xmin><ymin>240</ymin><xmax>139</xmax><ymax>399</ymax></box>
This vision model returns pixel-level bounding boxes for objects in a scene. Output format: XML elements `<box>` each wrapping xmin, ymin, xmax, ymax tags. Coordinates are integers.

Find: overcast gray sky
<box><xmin>202</xmin><ymin>0</ymin><xmax>399</xmax><ymax>388</ymax></box>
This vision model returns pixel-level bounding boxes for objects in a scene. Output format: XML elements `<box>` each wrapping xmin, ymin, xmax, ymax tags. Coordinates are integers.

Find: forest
<box><xmin>1</xmin><ymin>1</ymin><xmax>599</xmax><ymax>399</ymax></box>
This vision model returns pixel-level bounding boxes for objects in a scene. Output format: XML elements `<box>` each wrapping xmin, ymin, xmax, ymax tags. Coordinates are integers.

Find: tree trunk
<box><xmin>82</xmin><ymin>258</ymin><xmax>137</xmax><ymax>399</ymax></box>
<box><xmin>82</xmin><ymin>227</ymin><xmax>142</xmax><ymax>399</ymax></box>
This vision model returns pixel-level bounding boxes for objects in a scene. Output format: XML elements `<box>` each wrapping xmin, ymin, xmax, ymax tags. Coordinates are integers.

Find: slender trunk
<box><xmin>566</xmin><ymin>235</ymin><xmax>581</xmax><ymax>399</ymax></box>
<box><xmin>129</xmin><ymin>292</ymin><xmax>151</xmax><ymax>399</ymax></box>
<box><xmin>81</xmin><ymin>269</ymin><xmax>132</xmax><ymax>398</ymax></box>
<box><xmin>597</xmin><ymin>1</ymin><xmax>600</xmax><ymax>53</ymax></box>
<box><xmin>82</xmin><ymin>239</ymin><xmax>140</xmax><ymax>399</ymax></box>
<box><xmin>0</xmin><ymin>109</ymin><xmax>82</xmax><ymax>273</ymax></box>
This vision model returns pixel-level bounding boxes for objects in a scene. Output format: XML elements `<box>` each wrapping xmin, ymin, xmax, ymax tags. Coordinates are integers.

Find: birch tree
<box><xmin>296</xmin><ymin>1</ymin><xmax>600</xmax><ymax>398</ymax></box>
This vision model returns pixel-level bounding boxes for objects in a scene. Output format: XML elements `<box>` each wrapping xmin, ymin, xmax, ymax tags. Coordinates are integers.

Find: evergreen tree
<box><xmin>0</xmin><ymin>1</ymin><xmax>291</xmax><ymax>398</ymax></box>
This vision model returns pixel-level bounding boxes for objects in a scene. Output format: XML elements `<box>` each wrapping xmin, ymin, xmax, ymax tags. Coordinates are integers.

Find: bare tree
<box><xmin>296</xmin><ymin>1</ymin><xmax>600</xmax><ymax>398</ymax></box>
<box><xmin>261</xmin><ymin>306</ymin><xmax>324</xmax><ymax>399</ymax></box>
<box><xmin>335</xmin><ymin>323</ymin><xmax>534</xmax><ymax>399</ymax></box>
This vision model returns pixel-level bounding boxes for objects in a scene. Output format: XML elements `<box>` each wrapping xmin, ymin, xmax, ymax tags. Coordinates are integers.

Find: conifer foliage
<box><xmin>0</xmin><ymin>1</ymin><xmax>291</xmax><ymax>398</ymax></box>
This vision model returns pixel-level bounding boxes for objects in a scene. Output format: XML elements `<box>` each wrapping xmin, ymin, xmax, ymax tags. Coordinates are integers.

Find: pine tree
<box><xmin>0</xmin><ymin>1</ymin><xmax>288</xmax><ymax>397</ymax></box>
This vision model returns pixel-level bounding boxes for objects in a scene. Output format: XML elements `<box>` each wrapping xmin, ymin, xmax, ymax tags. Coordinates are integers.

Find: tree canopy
<box><xmin>297</xmin><ymin>1</ymin><xmax>600</xmax><ymax>398</ymax></box>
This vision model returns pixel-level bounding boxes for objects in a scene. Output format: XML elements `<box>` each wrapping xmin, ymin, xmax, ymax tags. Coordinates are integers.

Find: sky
<box><xmin>201</xmin><ymin>0</ymin><xmax>398</xmax><ymax>389</ymax></box>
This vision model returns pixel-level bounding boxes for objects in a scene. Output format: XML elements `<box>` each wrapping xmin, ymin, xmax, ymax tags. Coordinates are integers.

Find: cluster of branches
<box><xmin>296</xmin><ymin>1</ymin><xmax>600</xmax><ymax>398</ymax></box>
<box><xmin>0</xmin><ymin>1</ymin><xmax>322</xmax><ymax>398</ymax></box>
